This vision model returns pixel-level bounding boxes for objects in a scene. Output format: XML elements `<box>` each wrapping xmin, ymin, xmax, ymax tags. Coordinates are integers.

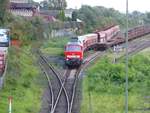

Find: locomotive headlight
<box><xmin>67</xmin><ymin>55</ymin><xmax>80</xmax><ymax>58</ymax></box>
<box><xmin>67</xmin><ymin>55</ymin><xmax>71</xmax><ymax>58</ymax></box>
<box><xmin>76</xmin><ymin>55</ymin><xmax>80</xmax><ymax>58</ymax></box>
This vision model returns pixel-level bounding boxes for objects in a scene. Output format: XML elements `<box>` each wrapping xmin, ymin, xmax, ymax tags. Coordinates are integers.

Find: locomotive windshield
<box><xmin>0</xmin><ymin>34</ymin><xmax>4</xmax><ymax>37</ymax></box>
<box><xmin>70</xmin><ymin>37</ymin><xmax>78</xmax><ymax>42</ymax></box>
<box><xmin>66</xmin><ymin>45</ymin><xmax>81</xmax><ymax>51</ymax></box>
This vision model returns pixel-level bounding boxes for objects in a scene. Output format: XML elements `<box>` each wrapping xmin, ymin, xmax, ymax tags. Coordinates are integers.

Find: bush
<box><xmin>0</xmin><ymin>46</ymin><xmax>42</xmax><ymax>113</ymax></box>
<box><xmin>87</xmin><ymin>53</ymin><xmax>150</xmax><ymax>93</ymax></box>
<box><xmin>81</xmin><ymin>51</ymin><xmax>150</xmax><ymax>113</ymax></box>
<box><xmin>4</xmin><ymin>15</ymin><xmax>52</xmax><ymax>45</ymax></box>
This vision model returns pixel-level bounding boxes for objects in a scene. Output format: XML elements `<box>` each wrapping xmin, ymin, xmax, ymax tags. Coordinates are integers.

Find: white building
<box><xmin>65</xmin><ymin>9</ymin><xmax>75</xmax><ymax>18</ymax></box>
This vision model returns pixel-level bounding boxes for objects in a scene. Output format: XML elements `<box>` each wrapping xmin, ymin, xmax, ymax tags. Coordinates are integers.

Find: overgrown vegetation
<box><xmin>0</xmin><ymin>12</ymin><xmax>53</xmax><ymax>45</ymax></box>
<box><xmin>41</xmin><ymin>37</ymin><xmax>69</xmax><ymax>56</ymax></box>
<box><xmin>81</xmin><ymin>49</ymin><xmax>150</xmax><ymax>113</ymax></box>
<box><xmin>0</xmin><ymin>0</ymin><xmax>9</xmax><ymax>25</ymax></box>
<box><xmin>0</xmin><ymin>46</ymin><xmax>44</xmax><ymax>113</ymax></box>
<box><xmin>6</xmin><ymin>15</ymin><xmax>47</xmax><ymax>42</ymax></box>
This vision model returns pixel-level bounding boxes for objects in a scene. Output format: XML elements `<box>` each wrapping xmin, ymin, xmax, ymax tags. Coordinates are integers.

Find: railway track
<box><xmin>38</xmin><ymin>33</ymin><xmax>150</xmax><ymax>113</ymax></box>
<box><xmin>38</xmin><ymin>50</ymin><xmax>84</xmax><ymax>113</ymax></box>
<box><xmin>38</xmin><ymin>47</ymin><xmax>105</xmax><ymax>113</ymax></box>
<box><xmin>116</xmin><ymin>34</ymin><xmax>150</xmax><ymax>61</ymax></box>
<box><xmin>128</xmin><ymin>40</ymin><xmax>150</xmax><ymax>56</ymax></box>
<box><xmin>38</xmin><ymin>50</ymin><xmax>69</xmax><ymax>113</ymax></box>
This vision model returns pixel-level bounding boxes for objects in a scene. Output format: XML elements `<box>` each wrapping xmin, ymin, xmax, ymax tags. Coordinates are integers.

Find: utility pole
<box><xmin>125</xmin><ymin>0</ymin><xmax>129</xmax><ymax>113</ymax></box>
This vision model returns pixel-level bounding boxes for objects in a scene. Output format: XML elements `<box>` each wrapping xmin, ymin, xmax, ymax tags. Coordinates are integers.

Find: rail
<box><xmin>38</xmin><ymin>50</ymin><xmax>70</xmax><ymax>113</ymax></box>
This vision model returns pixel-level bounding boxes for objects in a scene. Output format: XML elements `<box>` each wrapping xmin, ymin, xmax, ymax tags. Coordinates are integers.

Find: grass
<box><xmin>41</xmin><ymin>37</ymin><xmax>69</xmax><ymax>56</ymax></box>
<box><xmin>81</xmin><ymin>48</ymin><xmax>150</xmax><ymax>113</ymax></box>
<box><xmin>42</xmin><ymin>47</ymin><xmax>64</xmax><ymax>56</ymax></box>
<box><xmin>81</xmin><ymin>76</ymin><xmax>148</xmax><ymax>113</ymax></box>
<box><xmin>81</xmin><ymin>92</ymin><xmax>143</xmax><ymax>113</ymax></box>
<box><xmin>0</xmin><ymin>46</ymin><xmax>44</xmax><ymax>113</ymax></box>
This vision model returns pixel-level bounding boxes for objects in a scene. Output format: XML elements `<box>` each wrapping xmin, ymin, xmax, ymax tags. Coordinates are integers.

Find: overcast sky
<box><xmin>35</xmin><ymin>0</ymin><xmax>150</xmax><ymax>13</ymax></box>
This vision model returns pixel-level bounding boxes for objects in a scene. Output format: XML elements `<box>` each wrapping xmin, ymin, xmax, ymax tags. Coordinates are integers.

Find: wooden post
<box><xmin>8</xmin><ymin>96</ymin><xmax>12</xmax><ymax>113</ymax></box>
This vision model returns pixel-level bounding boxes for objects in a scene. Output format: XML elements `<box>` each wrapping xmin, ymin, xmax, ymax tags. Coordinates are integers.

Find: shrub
<box><xmin>87</xmin><ymin>54</ymin><xmax>150</xmax><ymax>93</ymax></box>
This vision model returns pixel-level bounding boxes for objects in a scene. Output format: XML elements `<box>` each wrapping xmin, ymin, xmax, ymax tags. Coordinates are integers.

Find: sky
<box><xmin>34</xmin><ymin>0</ymin><xmax>150</xmax><ymax>13</ymax></box>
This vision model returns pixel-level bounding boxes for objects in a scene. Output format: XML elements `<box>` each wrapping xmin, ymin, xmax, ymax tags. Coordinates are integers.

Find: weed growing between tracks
<box><xmin>81</xmin><ymin>49</ymin><xmax>150</xmax><ymax>113</ymax></box>
<box><xmin>0</xmin><ymin>46</ymin><xmax>43</xmax><ymax>113</ymax></box>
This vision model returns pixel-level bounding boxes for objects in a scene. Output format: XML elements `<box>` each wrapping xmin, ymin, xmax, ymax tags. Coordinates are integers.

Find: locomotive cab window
<box><xmin>71</xmin><ymin>37</ymin><xmax>78</xmax><ymax>42</ymax></box>
<box><xmin>0</xmin><ymin>34</ymin><xmax>4</xmax><ymax>37</ymax></box>
<box><xmin>66</xmin><ymin>45</ymin><xmax>82</xmax><ymax>51</ymax></box>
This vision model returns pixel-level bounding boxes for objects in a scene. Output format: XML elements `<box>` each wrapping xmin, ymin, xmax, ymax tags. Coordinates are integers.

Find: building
<box><xmin>9</xmin><ymin>0</ymin><xmax>39</xmax><ymax>17</ymax></box>
<box><xmin>65</xmin><ymin>9</ymin><xmax>75</xmax><ymax>18</ymax></box>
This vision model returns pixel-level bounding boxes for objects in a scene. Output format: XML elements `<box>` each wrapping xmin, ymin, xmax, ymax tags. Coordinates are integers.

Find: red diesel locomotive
<box><xmin>64</xmin><ymin>25</ymin><xmax>120</xmax><ymax>66</ymax></box>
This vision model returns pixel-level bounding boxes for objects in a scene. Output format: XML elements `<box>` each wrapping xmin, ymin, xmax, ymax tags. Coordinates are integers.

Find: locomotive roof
<box><xmin>67</xmin><ymin>41</ymin><xmax>82</xmax><ymax>46</ymax></box>
<box><xmin>69</xmin><ymin>33</ymin><xmax>97</xmax><ymax>45</ymax></box>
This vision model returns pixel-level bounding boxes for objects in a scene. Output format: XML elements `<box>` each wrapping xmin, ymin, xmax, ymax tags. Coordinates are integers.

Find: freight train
<box><xmin>64</xmin><ymin>25</ymin><xmax>120</xmax><ymax>66</ymax></box>
<box><xmin>64</xmin><ymin>25</ymin><xmax>150</xmax><ymax>66</ymax></box>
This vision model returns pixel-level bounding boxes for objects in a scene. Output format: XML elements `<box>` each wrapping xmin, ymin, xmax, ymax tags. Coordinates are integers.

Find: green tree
<box><xmin>144</xmin><ymin>12</ymin><xmax>150</xmax><ymax>24</ymax></box>
<box><xmin>49</xmin><ymin>0</ymin><xmax>67</xmax><ymax>10</ymax></box>
<box><xmin>77</xmin><ymin>5</ymin><xmax>147</xmax><ymax>32</ymax></box>
<box><xmin>72</xmin><ymin>11</ymin><xmax>78</xmax><ymax>21</ymax></box>
<box><xmin>40</xmin><ymin>0</ymin><xmax>67</xmax><ymax>10</ymax></box>
<box><xmin>0</xmin><ymin>0</ymin><xmax>9</xmax><ymax>25</ymax></box>
<box><xmin>77</xmin><ymin>5</ymin><xmax>98</xmax><ymax>32</ymax></box>
<box><xmin>57</xmin><ymin>10</ymin><xmax>66</xmax><ymax>21</ymax></box>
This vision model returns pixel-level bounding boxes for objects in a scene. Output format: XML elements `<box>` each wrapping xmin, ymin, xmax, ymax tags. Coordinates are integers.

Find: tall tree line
<box><xmin>40</xmin><ymin>0</ymin><xmax>67</xmax><ymax>10</ymax></box>
<box><xmin>77</xmin><ymin>5</ymin><xmax>150</xmax><ymax>32</ymax></box>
